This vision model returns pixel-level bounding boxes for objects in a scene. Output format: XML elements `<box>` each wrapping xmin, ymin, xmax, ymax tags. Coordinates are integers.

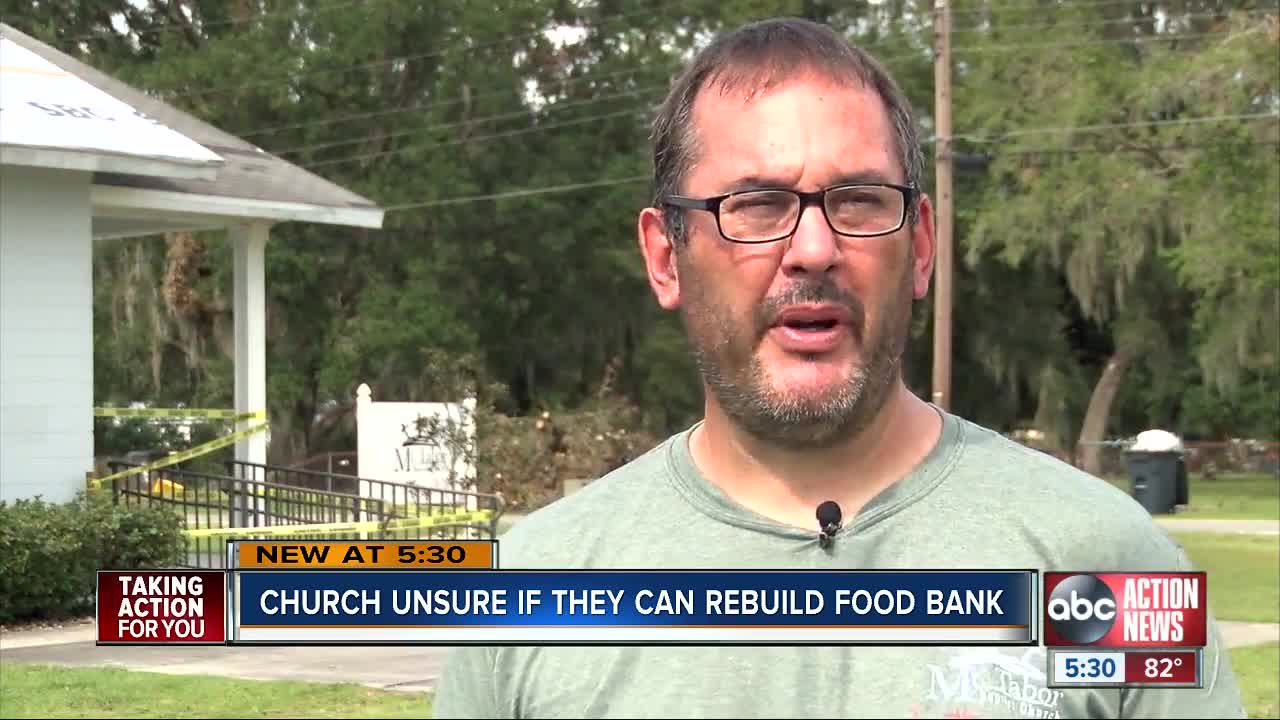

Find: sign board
<box><xmin>0</xmin><ymin>38</ymin><xmax>222</xmax><ymax>174</ymax></box>
<box><xmin>355</xmin><ymin>383</ymin><xmax>478</xmax><ymax>500</ymax></box>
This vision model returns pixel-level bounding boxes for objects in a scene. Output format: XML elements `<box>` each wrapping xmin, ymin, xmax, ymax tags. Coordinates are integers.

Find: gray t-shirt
<box><xmin>433</xmin><ymin>409</ymin><xmax>1244</xmax><ymax>718</ymax></box>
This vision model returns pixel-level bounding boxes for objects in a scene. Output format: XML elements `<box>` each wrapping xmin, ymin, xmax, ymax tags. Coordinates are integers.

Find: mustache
<box><xmin>754</xmin><ymin>280</ymin><xmax>865</xmax><ymax>337</ymax></box>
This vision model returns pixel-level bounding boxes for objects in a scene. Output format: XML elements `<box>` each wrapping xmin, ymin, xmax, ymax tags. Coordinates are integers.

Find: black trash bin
<box><xmin>1124</xmin><ymin>450</ymin><xmax>1183</xmax><ymax>515</ymax></box>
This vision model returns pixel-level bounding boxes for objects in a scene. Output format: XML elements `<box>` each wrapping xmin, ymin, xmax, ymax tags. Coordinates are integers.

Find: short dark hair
<box><xmin>649</xmin><ymin>17</ymin><xmax>924</xmax><ymax>244</ymax></box>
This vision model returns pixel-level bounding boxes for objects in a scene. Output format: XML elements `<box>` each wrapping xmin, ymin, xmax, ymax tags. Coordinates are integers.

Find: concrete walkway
<box><xmin>0</xmin><ymin>623</ymin><xmax>447</xmax><ymax>693</ymax></box>
<box><xmin>1155</xmin><ymin>518</ymin><xmax>1280</xmax><ymax>535</ymax></box>
<box><xmin>1220</xmin><ymin>622</ymin><xmax>1280</xmax><ymax>650</ymax></box>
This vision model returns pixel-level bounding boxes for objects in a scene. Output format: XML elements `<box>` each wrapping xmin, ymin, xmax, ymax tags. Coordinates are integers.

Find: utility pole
<box><xmin>931</xmin><ymin>0</ymin><xmax>954</xmax><ymax>412</ymax></box>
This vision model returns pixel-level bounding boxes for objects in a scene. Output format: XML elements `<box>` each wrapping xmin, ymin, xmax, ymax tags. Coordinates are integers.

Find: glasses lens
<box><xmin>719</xmin><ymin>190</ymin><xmax>800</xmax><ymax>241</ymax></box>
<box><xmin>825</xmin><ymin>186</ymin><xmax>905</xmax><ymax>236</ymax></box>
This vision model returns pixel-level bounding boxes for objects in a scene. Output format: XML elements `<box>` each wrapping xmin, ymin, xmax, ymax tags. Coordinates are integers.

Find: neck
<box><xmin>688</xmin><ymin>381</ymin><xmax>943</xmax><ymax>531</ymax></box>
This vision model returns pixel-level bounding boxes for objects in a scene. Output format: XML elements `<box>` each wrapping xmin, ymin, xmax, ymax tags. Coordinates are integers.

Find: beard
<box><xmin>678</xmin><ymin>251</ymin><xmax>914</xmax><ymax>451</ymax></box>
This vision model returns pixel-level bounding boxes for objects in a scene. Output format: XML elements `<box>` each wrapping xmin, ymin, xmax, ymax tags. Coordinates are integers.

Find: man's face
<box><xmin>641</xmin><ymin>72</ymin><xmax>935</xmax><ymax>450</ymax></box>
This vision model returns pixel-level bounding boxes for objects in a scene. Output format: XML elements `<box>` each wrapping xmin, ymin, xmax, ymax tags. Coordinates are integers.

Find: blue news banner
<box><xmin>231</xmin><ymin>570</ymin><xmax>1035</xmax><ymax>645</ymax></box>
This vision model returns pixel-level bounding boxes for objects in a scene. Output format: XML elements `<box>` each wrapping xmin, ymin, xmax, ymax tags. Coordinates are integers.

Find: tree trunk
<box><xmin>1078</xmin><ymin>349</ymin><xmax>1134</xmax><ymax>476</ymax></box>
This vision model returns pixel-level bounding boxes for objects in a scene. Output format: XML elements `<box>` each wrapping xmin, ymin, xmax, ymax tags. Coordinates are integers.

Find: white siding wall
<box><xmin>0</xmin><ymin>165</ymin><xmax>93</xmax><ymax>503</ymax></box>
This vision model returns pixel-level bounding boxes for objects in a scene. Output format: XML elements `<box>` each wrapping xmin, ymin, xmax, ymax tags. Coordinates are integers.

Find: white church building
<box><xmin>0</xmin><ymin>23</ymin><xmax>385</xmax><ymax>503</ymax></box>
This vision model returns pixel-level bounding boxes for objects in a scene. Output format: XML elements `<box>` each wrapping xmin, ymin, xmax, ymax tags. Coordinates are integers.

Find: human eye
<box><xmin>720</xmin><ymin>191</ymin><xmax>797</xmax><ymax>239</ymax></box>
<box><xmin>826</xmin><ymin>186</ymin><xmax>901</xmax><ymax>234</ymax></box>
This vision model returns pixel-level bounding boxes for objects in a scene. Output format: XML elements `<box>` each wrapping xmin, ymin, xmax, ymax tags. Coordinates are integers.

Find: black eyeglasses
<box><xmin>662</xmin><ymin>183</ymin><xmax>918</xmax><ymax>244</ymax></box>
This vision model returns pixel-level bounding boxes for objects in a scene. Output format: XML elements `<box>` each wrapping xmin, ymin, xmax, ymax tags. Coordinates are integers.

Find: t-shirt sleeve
<box><xmin>432</xmin><ymin>646</ymin><xmax>503</xmax><ymax>719</ymax></box>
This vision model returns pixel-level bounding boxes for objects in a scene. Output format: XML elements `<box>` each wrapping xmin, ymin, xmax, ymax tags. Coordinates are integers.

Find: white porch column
<box><xmin>231</xmin><ymin>222</ymin><xmax>269</xmax><ymax>470</ymax></box>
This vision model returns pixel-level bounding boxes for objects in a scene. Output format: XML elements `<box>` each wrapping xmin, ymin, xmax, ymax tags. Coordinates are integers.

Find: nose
<box><xmin>780</xmin><ymin>202</ymin><xmax>839</xmax><ymax>277</ymax></box>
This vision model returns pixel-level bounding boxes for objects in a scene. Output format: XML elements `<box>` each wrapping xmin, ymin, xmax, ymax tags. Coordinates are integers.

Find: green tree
<box><xmin>955</xmin><ymin>1</ymin><xmax>1278</xmax><ymax>470</ymax></box>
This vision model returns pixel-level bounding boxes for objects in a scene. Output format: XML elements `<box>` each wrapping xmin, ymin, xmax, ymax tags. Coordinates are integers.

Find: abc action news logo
<box><xmin>1043</xmin><ymin>573</ymin><xmax>1208</xmax><ymax>648</ymax></box>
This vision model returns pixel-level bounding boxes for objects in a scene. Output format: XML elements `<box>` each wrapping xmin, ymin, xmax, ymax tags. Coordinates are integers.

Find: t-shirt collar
<box><xmin>662</xmin><ymin>404</ymin><xmax>966</xmax><ymax>540</ymax></box>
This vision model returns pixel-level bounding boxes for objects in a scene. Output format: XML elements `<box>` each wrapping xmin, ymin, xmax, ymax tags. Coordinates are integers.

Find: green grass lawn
<box><xmin>1170</xmin><ymin>531</ymin><xmax>1280</xmax><ymax>624</ymax></box>
<box><xmin>1233</xmin><ymin>643</ymin><xmax>1280</xmax><ymax>719</ymax></box>
<box><xmin>2</xmin><ymin>651</ymin><xmax>1276</xmax><ymax>719</ymax></box>
<box><xmin>1106</xmin><ymin>472</ymin><xmax>1280</xmax><ymax>520</ymax></box>
<box><xmin>0</xmin><ymin>664</ymin><xmax>431</xmax><ymax>719</ymax></box>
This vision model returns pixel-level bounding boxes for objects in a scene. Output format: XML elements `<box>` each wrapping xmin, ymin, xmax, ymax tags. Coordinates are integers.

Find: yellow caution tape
<box><xmin>152</xmin><ymin>477</ymin><xmax>186</xmax><ymax>494</ymax></box>
<box><xmin>89</xmin><ymin>422</ymin><xmax>269</xmax><ymax>488</ymax></box>
<box><xmin>183</xmin><ymin>510</ymin><xmax>494</xmax><ymax>539</ymax></box>
<box><xmin>95</xmin><ymin>407</ymin><xmax>266</xmax><ymax>422</ymax></box>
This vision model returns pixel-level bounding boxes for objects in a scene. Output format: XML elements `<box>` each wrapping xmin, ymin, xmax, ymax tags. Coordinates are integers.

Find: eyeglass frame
<box><xmin>660</xmin><ymin>182</ymin><xmax>920</xmax><ymax>244</ymax></box>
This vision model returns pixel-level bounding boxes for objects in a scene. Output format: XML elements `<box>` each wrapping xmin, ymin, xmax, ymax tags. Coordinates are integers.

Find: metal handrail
<box><xmin>104</xmin><ymin>459</ymin><xmax>505</xmax><ymax>569</ymax></box>
<box><xmin>225</xmin><ymin>459</ymin><xmax>505</xmax><ymax>536</ymax></box>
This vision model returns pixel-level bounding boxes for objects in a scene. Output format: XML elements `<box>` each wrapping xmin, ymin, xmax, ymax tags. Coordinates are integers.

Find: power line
<box><xmin>275</xmin><ymin>83</ymin><xmax>667</xmax><ymax>157</ymax></box>
<box><xmin>242</xmin><ymin>20</ymin><xmax>965</xmax><ymax>147</ymax></box>
<box><xmin>84</xmin><ymin>0</ymin><xmax>1245</xmax><ymax>162</ymax></box>
<box><xmin>153</xmin><ymin>0</ymin><xmax>689</xmax><ymax>102</ymax></box>
<box><xmin>166</xmin><ymin>37</ymin><xmax>522</xmax><ymax>102</ymax></box>
<box><xmin>383</xmin><ymin>174</ymin><xmax>650</xmax><ymax>211</ymax></box>
<box><xmin>238</xmin><ymin>63</ymin><xmax>675</xmax><ymax>139</ymax></box>
<box><xmin>957</xmin><ymin>111</ymin><xmax>1280</xmax><ymax>143</ymax></box>
<box><xmin>949</xmin><ymin>0</ymin><xmax>1273</xmax><ymax>17</ymax></box>
<box><xmin>37</xmin><ymin>1</ymin><xmax>684</xmax><ymax>145</ymax></box>
<box><xmin>62</xmin><ymin>2</ymin><xmax>1245</xmax><ymax>145</ymax></box>
<box><xmin>49</xmin><ymin>0</ymin><xmax>1271</xmax><ymax>114</ymax></box>
<box><xmin>232</xmin><ymin>25</ymin><xmax>1240</xmax><ymax>146</ymax></box>
<box><xmin>60</xmin><ymin>0</ymin><xmax>398</xmax><ymax>46</ymax></box>
<box><xmin>953</xmin><ymin>30</ymin><xmax>1233</xmax><ymax>54</ymax></box>
<box><xmin>305</xmin><ymin>105</ymin><xmax>651</xmax><ymax>169</ymax></box>
<box><xmin>956</xmin><ymin>0</ymin><xmax>1137</xmax><ymax>11</ymax></box>
<box><xmin>291</xmin><ymin>38</ymin><xmax>1258</xmax><ymax>171</ymax></box>
<box><xmin>270</xmin><ymin>44</ymin><xmax>935</xmax><ymax>157</ymax></box>
<box><xmin>295</xmin><ymin>89</ymin><xmax>1272</xmax><ymax>174</ymax></box>
<box><xmin>250</xmin><ymin>11</ymin><xmax>1247</xmax><ymax>149</ymax></box>
<box><xmin>991</xmin><ymin>137</ymin><xmax>1280</xmax><ymax>156</ymax></box>
<box><xmin>950</xmin><ymin>8</ymin><xmax>1273</xmax><ymax>35</ymax></box>
<box><xmin>133</xmin><ymin>0</ymin><xmax>1203</xmax><ymax>106</ymax></box>
<box><xmin>67</xmin><ymin>0</ymin><xmax>1213</xmax><ymax>47</ymax></box>
<box><xmin>380</xmin><ymin>132</ymin><xmax>1280</xmax><ymax>212</ymax></box>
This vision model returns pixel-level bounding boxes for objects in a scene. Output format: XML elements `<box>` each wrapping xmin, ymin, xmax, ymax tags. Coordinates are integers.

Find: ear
<box><xmin>638</xmin><ymin>206</ymin><xmax>682</xmax><ymax>310</ymax></box>
<box><xmin>909</xmin><ymin>192</ymin><xmax>937</xmax><ymax>300</ymax></box>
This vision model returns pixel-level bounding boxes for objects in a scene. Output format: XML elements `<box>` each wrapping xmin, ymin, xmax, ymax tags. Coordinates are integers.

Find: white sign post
<box><xmin>355</xmin><ymin>384</ymin><xmax>479</xmax><ymax>535</ymax></box>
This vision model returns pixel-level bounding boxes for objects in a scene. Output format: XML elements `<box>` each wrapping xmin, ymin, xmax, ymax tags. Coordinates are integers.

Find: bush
<box><xmin>0</xmin><ymin>490</ymin><xmax>185</xmax><ymax>623</ymax></box>
<box><xmin>476</xmin><ymin>394</ymin><xmax>662</xmax><ymax>513</ymax></box>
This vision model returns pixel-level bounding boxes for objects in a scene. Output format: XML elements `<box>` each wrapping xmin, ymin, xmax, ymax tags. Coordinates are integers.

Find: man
<box><xmin>433</xmin><ymin>17</ymin><xmax>1244</xmax><ymax>719</ymax></box>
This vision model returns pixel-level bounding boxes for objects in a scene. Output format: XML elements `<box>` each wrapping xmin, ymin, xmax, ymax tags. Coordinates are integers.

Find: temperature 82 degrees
<box><xmin>1124</xmin><ymin>650</ymin><xmax>1201</xmax><ymax>688</ymax></box>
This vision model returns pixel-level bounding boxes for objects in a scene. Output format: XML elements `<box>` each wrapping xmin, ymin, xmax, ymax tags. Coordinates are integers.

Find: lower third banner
<box><xmin>231</xmin><ymin>569</ymin><xmax>1034</xmax><ymax>645</ymax></box>
<box><xmin>98</xmin><ymin>570</ymin><xmax>226</xmax><ymax>645</ymax></box>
